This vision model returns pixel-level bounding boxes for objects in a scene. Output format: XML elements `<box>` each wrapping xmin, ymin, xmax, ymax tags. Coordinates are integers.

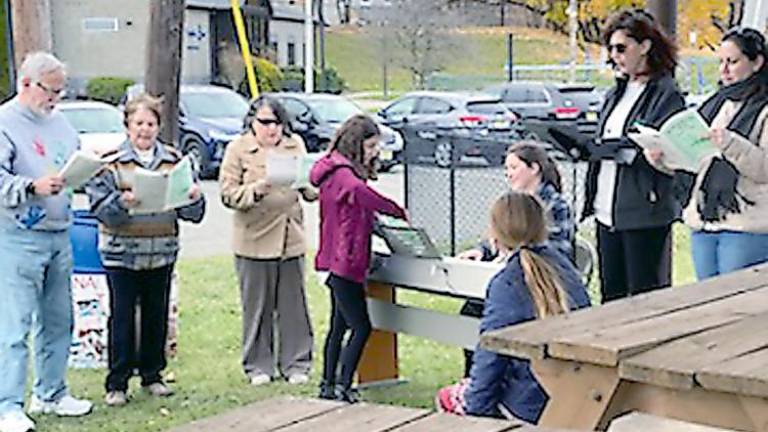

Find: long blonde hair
<box><xmin>490</xmin><ymin>191</ymin><xmax>571</xmax><ymax>318</ymax></box>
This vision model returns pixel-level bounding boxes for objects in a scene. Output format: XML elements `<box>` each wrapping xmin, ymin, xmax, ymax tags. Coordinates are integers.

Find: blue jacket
<box><xmin>464</xmin><ymin>244</ymin><xmax>590</xmax><ymax>423</ymax></box>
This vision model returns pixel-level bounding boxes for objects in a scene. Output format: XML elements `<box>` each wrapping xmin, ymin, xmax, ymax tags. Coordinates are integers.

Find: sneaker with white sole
<box><xmin>143</xmin><ymin>382</ymin><xmax>174</xmax><ymax>397</ymax></box>
<box><xmin>27</xmin><ymin>394</ymin><xmax>92</xmax><ymax>417</ymax></box>
<box><xmin>104</xmin><ymin>391</ymin><xmax>128</xmax><ymax>407</ymax></box>
<box><xmin>287</xmin><ymin>373</ymin><xmax>309</xmax><ymax>385</ymax></box>
<box><xmin>0</xmin><ymin>410</ymin><xmax>35</xmax><ymax>432</ymax></box>
<box><xmin>249</xmin><ymin>373</ymin><xmax>271</xmax><ymax>386</ymax></box>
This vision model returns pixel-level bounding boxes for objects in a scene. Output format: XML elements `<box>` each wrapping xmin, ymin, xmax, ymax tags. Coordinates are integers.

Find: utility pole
<box><xmin>647</xmin><ymin>0</ymin><xmax>676</xmax><ymax>41</ymax></box>
<box><xmin>9</xmin><ymin>0</ymin><xmax>52</xmax><ymax>69</ymax></box>
<box><xmin>146</xmin><ymin>0</ymin><xmax>184</xmax><ymax>145</ymax></box>
<box><xmin>317</xmin><ymin>0</ymin><xmax>326</xmax><ymax>91</ymax></box>
<box><xmin>304</xmin><ymin>0</ymin><xmax>314</xmax><ymax>93</ymax></box>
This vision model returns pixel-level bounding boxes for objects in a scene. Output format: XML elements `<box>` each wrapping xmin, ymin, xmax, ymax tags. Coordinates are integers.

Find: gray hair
<box><xmin>17</xmin><ymin>52</ymin><xmax>66</xmax><ymax>91</ymax></box>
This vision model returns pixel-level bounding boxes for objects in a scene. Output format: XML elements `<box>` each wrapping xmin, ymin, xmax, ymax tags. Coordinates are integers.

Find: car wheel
<box><xmin>434</xmin><ymin>141</ymin><xmax>452</xmax><ymax>168</ymax></box>
<box><xmin>182</xmin><ymin>135</ymin><xmax>210</xmax><ymax>179</ymax></box>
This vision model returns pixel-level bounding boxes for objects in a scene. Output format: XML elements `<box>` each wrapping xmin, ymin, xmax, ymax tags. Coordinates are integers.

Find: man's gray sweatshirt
<box><xmin>0</xmin><ymin>98</ymin><xmax>79</xmax><ymax>231</ymax></box>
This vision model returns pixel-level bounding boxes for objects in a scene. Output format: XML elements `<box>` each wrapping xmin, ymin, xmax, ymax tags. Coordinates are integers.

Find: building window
<box><xmin>287</xmin><ymin>42</ymin><xmax>296</xmax><ymax>66</ymax></box>
<box><xmin>82</xmin><ymin>18</ymin><xmax>119</xmax><ymax>32</ymax></box>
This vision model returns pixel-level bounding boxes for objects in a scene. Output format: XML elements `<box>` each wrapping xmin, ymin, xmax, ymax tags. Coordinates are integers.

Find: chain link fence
<box><xmin>403</xmin><ymin>126</ymin><xmax>587</xmax><ymax>257</ymax></box>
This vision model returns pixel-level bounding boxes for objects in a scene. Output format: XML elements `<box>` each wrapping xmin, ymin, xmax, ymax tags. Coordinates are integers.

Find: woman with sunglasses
<box><xmin>584</xmin><ymin>9</ymin><xmax>685</xmax><ymax>303</ymax></box>
<box><xmin>646</xmin><ymin>27</ymin><xmax>768</xmax><ymax>279</ymax></box>
<box><xmin>219</xmin><ymin>96</ymin><xmax>316</xmax><ymax>387</ymax></box>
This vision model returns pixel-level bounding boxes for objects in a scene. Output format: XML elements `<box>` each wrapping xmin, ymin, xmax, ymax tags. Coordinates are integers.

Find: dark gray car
<box><xmin>484</xmin><ymin>81</ymin><xmax>602</xmax><ymax>136</ymax></box>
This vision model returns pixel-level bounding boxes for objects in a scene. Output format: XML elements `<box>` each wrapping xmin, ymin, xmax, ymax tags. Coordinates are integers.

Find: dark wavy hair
<box><xmin>329</xmin><ymin>114</ymin><xmax>380</xmax><ymax>180</ymax></box>
<box><xmin>506</xmin><ymin>141</ymin><xmax>563</xmax><ymax>193</ymax></box>
<box><xmin>722</xmin><ymin>27</ymin><xmax>768</xmax><ymax>70</ymax></box>
<box><xmin>242</xmin><ymin>95</ymin><xmax>292</xmax><ymax>137</ymax></box>
<box><xmin>602</xmin><ymin>9</ymin><xmax>678</xmax><ymax>77</ymax></box>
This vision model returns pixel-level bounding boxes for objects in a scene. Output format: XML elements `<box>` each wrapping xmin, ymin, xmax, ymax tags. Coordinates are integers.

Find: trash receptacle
<box><xmin>70</xmin><ymin>210</ymin><xmax>104</xmax><ymax>274</ymax></box>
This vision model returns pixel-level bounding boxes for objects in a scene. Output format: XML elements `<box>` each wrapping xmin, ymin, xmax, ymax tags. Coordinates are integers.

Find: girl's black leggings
<box><xmin>321</xmin><ymin>273</ymin><xmax>372</xmax><ymax>389</ymax></box>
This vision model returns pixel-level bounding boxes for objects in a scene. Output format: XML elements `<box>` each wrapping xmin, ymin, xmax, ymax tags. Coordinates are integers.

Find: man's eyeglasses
<box><xmin>255</xmin><ymin>117</ymin><xmax>281</xmax><ymax>126</ymax></box>
<box><xmin>35</xmin><ymin>82</ymin><xmax>66</xmax><ymax>98</ymax></box>
<box><xmin>608</xmin><ymin>43</ymin><xmax>627</xmax><ymax>54</ymax></box>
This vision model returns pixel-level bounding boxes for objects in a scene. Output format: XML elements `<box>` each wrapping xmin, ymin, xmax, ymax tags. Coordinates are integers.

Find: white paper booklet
<box><xmin>266</xmin><ymin>153</ymin><xmax>319</xmax><ymax>189</ymax></box>
<box><xmin>629</xmin><ymin>109</ymin><xmax>718</xmax><ymax>172</ymax></box>
<box><xmin>130</xmin><ymin>156</ymin><xmax>196</xmax><ymax>214</ymax></box>
<box><xmin>59</xmin><ymin>150</ymin><xmax>124</xmax><ymax>189</ymax></box>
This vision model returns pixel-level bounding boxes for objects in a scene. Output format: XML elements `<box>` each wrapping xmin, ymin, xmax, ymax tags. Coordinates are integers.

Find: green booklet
<box><xmin>130</xmin><ymin>156</ymin><xmax>196</xmax><ymax>214</ymax></box>
<box><xmin>629</xmin><ymin>109</ymin><xmax>717</xmax><ymax>172</ymax></box>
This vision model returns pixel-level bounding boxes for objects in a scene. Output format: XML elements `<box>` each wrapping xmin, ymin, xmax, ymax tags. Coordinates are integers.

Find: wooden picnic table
<box><xmin>169</xmin><ymin>396</ymin><xmax>571</xmax><ymax>431</ymax></box>
<box><xmin>481</xmin><ymin>263</ymin><xmax>768</xmax><ymax>431</ymax></box>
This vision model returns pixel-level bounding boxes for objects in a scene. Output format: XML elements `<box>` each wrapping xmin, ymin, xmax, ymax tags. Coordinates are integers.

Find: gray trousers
<box><xmin>235</xmin><ymin>256</ymin><xmax>313</xmax><ymax>378</ymax></box>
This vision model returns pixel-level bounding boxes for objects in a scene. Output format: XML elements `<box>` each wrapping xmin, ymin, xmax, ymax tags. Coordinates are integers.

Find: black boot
<box><xmin>318</xmin><ymin>381</ymin><xmax>336</xmax><ymax>400</ymax></box>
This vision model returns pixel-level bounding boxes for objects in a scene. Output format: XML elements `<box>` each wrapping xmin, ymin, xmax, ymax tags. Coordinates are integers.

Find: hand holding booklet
<box><xmin>629</xmin><ymin>109</ymin><xmax>718</xmax><ymax>172</ymax></box>
<box><xmin>130</xmin><ymin>156</ymin><xmax>197</xmax><ymax>214</ymax></box>
<box><xmin>266</xmin><ymin>153</ymin><xmax>320</xmax><ymax>189</ymax></box>
<box><xmin>58</xmin><ymin>150</ymin><xmax>124</xmax><ymax>189</ymax></box>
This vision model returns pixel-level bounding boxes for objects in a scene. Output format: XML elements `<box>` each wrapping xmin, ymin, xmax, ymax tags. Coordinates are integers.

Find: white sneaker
<box><xmin>287</xmin><ymin>373</ymin><xmax>310</xmax><ymax>385</ymax></box>
<box><xmin>249</xmin><ymin>373</ymin><xmax>271</xmax><ymax>386</ymax></box>
<box><xmin>28</xmin><ymin>394</ymin><xmax>92</xmax><ymax>417</ymax></box>
<box><xmin>0</xmin><ymin>410</ymin><xmax>35</xmax><ymax>432</ymax></box>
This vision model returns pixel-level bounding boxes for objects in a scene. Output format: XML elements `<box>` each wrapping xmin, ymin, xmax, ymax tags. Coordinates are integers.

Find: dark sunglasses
<box><xmin>255</xmin><ymin>117</ymin><xmax>281</xmax><ymax>126</ymax></box>
<box><xmin>608</xmin><ymin>43</ymin><xmax>627</xmax><ymax>54</ymax></box>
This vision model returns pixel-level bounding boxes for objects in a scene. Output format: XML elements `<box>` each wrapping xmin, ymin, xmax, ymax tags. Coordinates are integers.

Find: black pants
<box><xmin>597</xmin><ymin>223</ymin><xmax>672</xmax><ymax>303</ymax></box>
<box><xmin>321</xmin><ymin>274</ymin><xmax>372</xmax><ymax>389</ymax></box>
<box><xmin>105</xmin><ymin>265</ymin><xmax>174</xmax><ymax>392</ymax></box>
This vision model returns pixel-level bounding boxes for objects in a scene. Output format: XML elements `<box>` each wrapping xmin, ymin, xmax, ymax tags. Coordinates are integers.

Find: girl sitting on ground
<box><xmin>437</xmin><ymin>191</ymin><xmax>590</xmax><ymax>423</ymax></box>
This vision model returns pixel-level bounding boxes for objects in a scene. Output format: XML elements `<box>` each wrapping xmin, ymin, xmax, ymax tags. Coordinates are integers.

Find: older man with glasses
<box><xmin>0</xmin><ymin>52</ymin><xmax>92</xmax><ymax>432</ymax></box>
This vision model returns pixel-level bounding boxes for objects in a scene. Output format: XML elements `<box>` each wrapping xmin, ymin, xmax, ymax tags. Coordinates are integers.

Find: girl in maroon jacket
<box><xmin>309</xmin><ymin>115</ymin><xmax>407</xmax><ymax>402</ymax></box>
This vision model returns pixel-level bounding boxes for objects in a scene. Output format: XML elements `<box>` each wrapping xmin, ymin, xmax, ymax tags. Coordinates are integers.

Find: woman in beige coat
<box><xmin>219</xmin><ymin>96</ymin><xmax>316</xmax><ymax>385</ymax></box>
<box><xmin>647</xmin><ymin>27</ymin><xmax>768</xmax><ymax>279</ymax></box>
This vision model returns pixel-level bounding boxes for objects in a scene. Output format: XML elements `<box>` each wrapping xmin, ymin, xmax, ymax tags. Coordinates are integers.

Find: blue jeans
<box><xmin>691</xmin><ymin>230</ymin><xmax>768</xmax><ymax>280</ymax></box>
<box><xmin>0</xmin><ymin>224</ymin><xmax>73</xmax><ymax>415</ymax></box>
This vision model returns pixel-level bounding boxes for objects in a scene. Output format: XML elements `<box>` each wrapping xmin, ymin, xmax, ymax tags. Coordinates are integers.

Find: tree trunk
<box><xmin>647</xmin><ymin>0</ymin><xmax>677</xmax><ymax>41</ymax></box>
<box><xmin>145</xmin><ymin>0</ymin><xmax>184</xmax><ymax>145</ymax></box>
<box><xmin>9</xmin><ymin>0</ymin><xmax>52</xmax><ymax>69</ymax></box>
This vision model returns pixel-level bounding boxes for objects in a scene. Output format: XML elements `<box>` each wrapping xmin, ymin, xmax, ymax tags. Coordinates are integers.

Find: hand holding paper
<box><xmin>58</xmin><ymin>150</ymin><xmax>124</xmax><ymax>189</ymax></box>
<box><xmin>129</xmin><ymin>156</ymin><xmax>197</xmax><ymax>214</ymax></box>
<box><xmin>266</xmin><ymin>153</ymin><xmax>320</xmax><ymax>189</ymax></box>
<box><xmin>629</xmin><ymin>109</ymin><xmax>717</xmax><ymax>172</ymax></box>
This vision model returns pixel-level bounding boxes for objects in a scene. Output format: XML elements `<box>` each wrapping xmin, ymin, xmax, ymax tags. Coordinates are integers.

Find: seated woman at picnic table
<box><xmin>646</xmin><ymin>27</ymin><xmax>768</xmax><ymax>280</ymax></box>
<box><xmin>437</xmin><ymin>191</ymin><xmax>590</xmax><ymax>424</ymax></box>
<box><xmin>457</xmin><ymin>142</ymin><xmax>574</xmax><ymax>377</ymax></box>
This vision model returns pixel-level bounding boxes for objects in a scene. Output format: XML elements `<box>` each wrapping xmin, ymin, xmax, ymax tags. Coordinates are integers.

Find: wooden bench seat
<box><xmin>169</xmin><ymin>396</ymin><xmax>574</xmax><ymax>431</ymax></box>
<box><xmin>608</xmin><ymin>413</ymin><xmax>739</xmax><ymax>431</ymax></box>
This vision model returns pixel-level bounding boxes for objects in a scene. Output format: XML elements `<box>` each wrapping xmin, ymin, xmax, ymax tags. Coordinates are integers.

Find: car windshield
<box><xmin>306</xmin><ymin>98</ymin><xmax>363</xmax><ymax>123</ymax></box>
<box><xmin>181</xmin><ymin>90</ymin><xmax>249</xmax><ymax>118</ymax></box>
<box><xmin>61</xmin><ymin>107</ymin><xmax>124</xmax><ymax>134</ymax></box>
<box><xmin>557</xmin><ymin>87</ymin><xmax>599</xmax><ymax>106</ymax></box>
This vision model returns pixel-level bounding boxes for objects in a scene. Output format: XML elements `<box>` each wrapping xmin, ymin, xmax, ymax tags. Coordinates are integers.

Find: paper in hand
<box><xmin>59</xmin><ymin>150</ymin><xmax>124</xmax><ymax>189</ymax></box>
<box><xmin>266</xmin><ymin>153</ymin><xmax>319</xmax><ymax>189</ymax></box>
<box><xmin>130</xmin><ymin>156</ymin><xmax>196</xmax><ymax>214</ymax></box>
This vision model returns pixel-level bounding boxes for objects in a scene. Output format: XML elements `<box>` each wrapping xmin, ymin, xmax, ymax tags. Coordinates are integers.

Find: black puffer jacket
<box><xmin>583</xmin><ymin>74</ymin><xmax>685</xmax><ymax>230</ymax></box>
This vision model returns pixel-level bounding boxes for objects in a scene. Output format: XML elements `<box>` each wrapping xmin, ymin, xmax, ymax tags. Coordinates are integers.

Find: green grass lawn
<box><xmin>42</xmin><ymin>225</ymin><xmax>696</xmax><ymax>431</ymax></box>
<box><xmin>326</xmin><ymin>27</ymin><xmax>721</xmax><ymax>95</ymax></box>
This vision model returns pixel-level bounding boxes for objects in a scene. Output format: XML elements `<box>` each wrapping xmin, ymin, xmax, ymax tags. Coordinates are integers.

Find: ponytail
<box><xmin>519</xmin><ymin>249</ymin><xmax>571</xmax><ymax>318</ymax></box>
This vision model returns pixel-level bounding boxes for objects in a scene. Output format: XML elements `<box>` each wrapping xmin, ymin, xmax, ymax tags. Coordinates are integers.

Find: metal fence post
<box><xmin>449</xmin><ymin>134</ymin><xmax>457</xmax><ymax>256</ymax></box>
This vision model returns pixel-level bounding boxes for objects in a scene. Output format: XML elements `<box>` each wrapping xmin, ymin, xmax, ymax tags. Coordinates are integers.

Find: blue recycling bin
<box><xmin>70</xmin><ymin>210</ymin><xmax>104</xmax><ymax>274</ymax></box>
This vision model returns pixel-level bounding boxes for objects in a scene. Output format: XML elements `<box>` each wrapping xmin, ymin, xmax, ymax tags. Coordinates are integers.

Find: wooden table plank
<box><xmin>608</xmin><ymin>412</ymin><xmax>738</xmax><ymax>431</ymax></box>
<box><xmin>697</xmin><ymin>346</ymin><xmax>768</xmax><ymax>398</ymax></box>
<box><xmin>169</xmin><ymin>397</ymin><xmax>344</xmax><ymax>432</ymax></box>
<box><xmin>619</xmin><ymin>314</ymin><xmax>768</xmax><ymax>390</ymax></box>
<box><xmin>546</xmin><ymin>286</ymin><xmax>768</xmax><ymax>366</ymax></box>
<box><xmin>276</xmin><ymin>402</ymin><xmax>430</xmax><ymax>432</ymax></box>
<box><xmin>389</xmin><ymin>413</ymin><xmax>520</xmax><ymax>431</ymax></box>
<box><xmin>481</xmin><ymin>265</ymin><xmax>768</xmax><ymax>360</ymax></box>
